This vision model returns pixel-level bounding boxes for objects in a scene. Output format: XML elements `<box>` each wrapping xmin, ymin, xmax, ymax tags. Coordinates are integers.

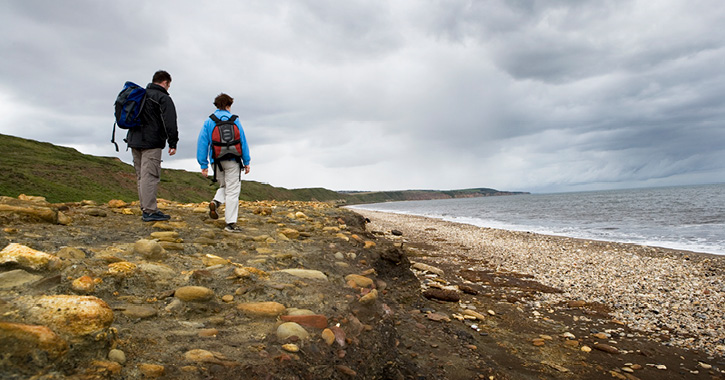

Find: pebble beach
<box><xmin>354</xmin><ymin>209</ymin><xmax>725</xmax><ymax>358</ymax></box>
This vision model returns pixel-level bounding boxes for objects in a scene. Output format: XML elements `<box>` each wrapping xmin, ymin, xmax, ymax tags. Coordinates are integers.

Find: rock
<box><xmin>458</xmin><ymin>284</ymin><xmax>478</xmax><ymax>295</ymax></box>
<box><xmin>199</xmin><ymin>328</ymin><xmax>219</xmax><ymax>337</ymax></box>
<box><xmin>699</xmin><ymin>362</ymin><xmax>712</xmax><ymax>369</ymax></box>
<box><xmin>593</xmin><ymin>343</ymin><xmax>619</xmax><ymax>354</ymax></box>
<box><xmin>237</xmin><ymin>301</ymin><xmax>286</xmax><ymax>317</ymax></box>
<box><xmin>462</xmin><ymin>309</ymin><xmax>486</xmax><ymax>321</ymax></box>
<box><xmin>108</xmin><ymin>349</ymin><xmax>126</xmax><ymax>364</ymax></box>
<box><xmin>345</xmin><ymin>274</ymin><xmax>374</xmax><ymax>288</ymax></box>
<box><xmin>281</xmin><ymin>343</ymin><xmax>299</xmax><ymax>352</ymax></box>
<box><xmin>202</xmin><ymin>254</ymin><xmax>229</xmax><ymax>266</ymax></box>
<box><xmin>592</xmin><ymin>332</ymin><xmax>608</xmax><ymax>339</ymax></box>
<box><xmin>0</xmin><ymin>321</ymin><xmax>69</xmax><ymax>361</ymax></box>
<box><xmin>364</xmin><ymin>241</ymin><xmax>376</xmax><ymax>249</ymax></box>
<box><xmin>71</xmin><ymin>275</ymin><xmax>96</xmax><ymax>294</ymax></box>
<box><xmin>15</xmin><ymin>295</ymin><xmax>114</xmax><ymax>338</ymax></box>
<box><xmin>55</xmin><ymin>246</ymin><xmax>86</xmax><ymax>260</ymax></box>
<box><xmin>294</xmin><ymin>212</ymin><xmax>308</xmax><ymax>219</ymax></box>
<box><xmin>359</xmin><ymin>289</ymin><xmax>378</xmax><ymax>305</ymax></box>
<box><xmin>89</xmin><ymin>360</ymin><xmax>122</xmax><ymax>376</ymax></box>
<box><xmin>175</xmin><ymin>286</ymin><xmax>214</xmax><ymax>302</ymax></box>
<box><xmin>581</xmin><ymin>346</ymin><xmax>592</xmax><ymax>352</ymax></box>
<box><xmin>138</xmin><ymin>363</ymin><xmax>165</xmax><ymax>377</ymax></box>
<box><xmin>122</xmin><ymin>305</ymin><xmax>157</xmax><ymax>319</ymax></box>
<box><xmin>391</xmin><ymin>229</ymin><xmax>403</xmax><ymax>236</ymax></box>
<box><xmin>542</xmin><ymin>361</ymin><xmax>569</xmax><ymax>373</ymax></box>
<box><xmin>133</xmin><ymin>239</ymin><xmax>166</xmax><ymax>260</ymax></box>
<box><xmin>107</xmin><ymin>199</ymin><xmax>128</xmax><ymax>208</ymax></box>
<box><xmin>150</xmin><ymin>231</ymin><xmax>179</xmax><ymax>240</ymax></box>
<box><xmin>280</xmin><ymin>314</ymin><xmax>328</xmax><ymax>329</ymax></box>
<box><xmin>336</xmin><ymin>365</ymin><xmax>357</xmax><ymax>376</ymax></box>
<box><xmin>0</xmin><ymin>243</ymin><xmax>62</xmax><ymax>271</ymax></box>
<box><xmin>279</xmin><ymin>228</ymin><xmax>300</xmax><ymax>239</ymax></box>
<box><xmin>0</xmin><ymin>269</ymin><xmax>43</xmax><ymax>289</ymax></box>
<box><xmin>276</xmin><ymin>322</ymin><xmax>309</xmax><ymax>341</ymax></box>
<box><xmin>276</xmin><ymin>268</ymin><xmax>328</xmax><ymax>281</ymax></box>
<box><xmin>107</xmin><ymin>261</ymin><xmax>137</xmax><ymax>277</ymax></box>
<box><xmin>0</xmin><ymin>204</ymin><xmax>58</xmax><ymax>223</ymax></box>
<box><xmin>568</xmin><ymin>300</ymin><xmax>586</xmax><ymax>308</ymax></box>
<box><xmin>422</xmin><ymin>288</ymin><xmax>460</xmax><ymax>302</ymax></box>
<box><xmin>137</xmin><ymin>263</ymin><xmax>176</xmax><ymax>281</ymax></box>
<box><xmin>84</xmin><ymin>208</ymin><xmax>107</xmax><ymax>217</ymax></box>
<box><xmin>222</xmin><ymin>295</ymin><xmax>234</xmax><ymax>303</ymax></box>
<box><xmin>321</xmin><ymin>328</ymin><xmax>336</xmax><ymax>345</ymax></box>
<box><xmin>532</xmin><ymin>338</ymin><xmax>546</xmax><ymax>346</ymax></box>
<box><xmin>426</xmin><ymin>312</ymin><xmax>451</xmax><ymax>322</ymax></box>
<box><xmin>412</xmin><ymin>262</ymin><xmax>444</xmax><ymax>276</ymax></box>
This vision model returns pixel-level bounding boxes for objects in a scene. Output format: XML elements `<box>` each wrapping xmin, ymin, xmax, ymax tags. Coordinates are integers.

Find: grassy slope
<box><xmin>0</xmin><ymin>134</ymin><xmax>524</xmax><ymax>204</ymax></box>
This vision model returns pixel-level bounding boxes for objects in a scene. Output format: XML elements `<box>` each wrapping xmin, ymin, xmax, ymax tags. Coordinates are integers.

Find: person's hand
<box><xmin>201</xmin><ymin>168</ymin><xmax>208</xmax><ymax>177</ymax></box>
<box><xmin>244</xmin><ymin>165</ymin><xmax>251</xmax><ymax>175</ymax></box>
<box><xmin>168</xmin><ymin>148</ymin><xmax>177</xmax><ymax>156</ymax></box>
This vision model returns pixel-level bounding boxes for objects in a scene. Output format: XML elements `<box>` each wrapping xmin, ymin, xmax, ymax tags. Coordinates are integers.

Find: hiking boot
<box><xmin>209</xmin><ymin>200</ymin><xmax>220</xmax><ymax>220</ymax></box>
<box><xmin>224</xmin><ymin>223</ymin><xmax>242</xmax><ymax>233</ymax></box>
<box><xmin>142</xmin><ymin>210</ymin><xmax>171</xmax><ymax>222</ymax></box>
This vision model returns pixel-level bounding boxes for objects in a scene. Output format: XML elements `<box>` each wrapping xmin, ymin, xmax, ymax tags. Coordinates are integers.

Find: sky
<box><xmin>1</xmin><ymin>0</ymin><xmax>724</xmax><ymax>194</ymax></box>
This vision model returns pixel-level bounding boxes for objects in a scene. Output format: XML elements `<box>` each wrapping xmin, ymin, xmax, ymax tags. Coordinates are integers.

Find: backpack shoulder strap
<box><xmin>229</xmin><ymin>115</ymin><xmax>238</xmax><ymax>122</ymax></box>
<box><xmin>209</xmin><ymin>114</ymin><xmax>221</xmax><ymax>123</ymax></box>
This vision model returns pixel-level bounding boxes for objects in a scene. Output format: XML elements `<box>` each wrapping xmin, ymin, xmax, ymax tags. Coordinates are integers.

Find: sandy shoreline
<box><xmin>352</xmin><ymin>208</ymin><xmax>725</xmax><ymax>358</ymax></box>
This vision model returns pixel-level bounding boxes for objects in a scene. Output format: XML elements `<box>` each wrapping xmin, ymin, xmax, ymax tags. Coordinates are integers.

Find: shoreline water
<box><xmin>352</xmin><ymin>208</ymin><xmax>725</xmax><ymax>358</ymax></box>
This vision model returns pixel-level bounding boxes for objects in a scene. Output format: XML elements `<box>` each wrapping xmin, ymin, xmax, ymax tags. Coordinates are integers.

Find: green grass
<box><xmin>0</xmin><ymin>133</ymin><xmax>525</xmax><ymax>204</ymax></box>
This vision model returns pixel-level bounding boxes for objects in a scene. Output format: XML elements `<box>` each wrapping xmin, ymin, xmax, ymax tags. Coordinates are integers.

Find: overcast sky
<box><xmin>1</xmin><ymin>1</ymin><xmax>724</xmax><ymax>193</ymax></box>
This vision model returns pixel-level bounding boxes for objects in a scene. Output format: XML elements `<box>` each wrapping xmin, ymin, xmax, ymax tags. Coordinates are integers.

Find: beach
<box><xmin>355</xmin><ymin>209</ymin><xmax>725</xmax><ymax>358</ymax></box>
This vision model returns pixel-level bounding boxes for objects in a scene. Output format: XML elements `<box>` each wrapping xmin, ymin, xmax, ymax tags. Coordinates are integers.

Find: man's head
<box><xmin>214</xmin><ymin>93</ymin><xmax>234</xmax><ymax>110</ymax></box>
<box><xmin>152</xmin><ymin>70</ymin><xmax>172</xmax><ymax>90</ymax></box>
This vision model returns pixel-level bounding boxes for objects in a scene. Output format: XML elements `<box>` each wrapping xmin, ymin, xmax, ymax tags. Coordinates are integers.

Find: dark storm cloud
<box><xmin>0</xmin><ymin>0</ymin><xmax>723</xmax><ymax>193</ymax></box>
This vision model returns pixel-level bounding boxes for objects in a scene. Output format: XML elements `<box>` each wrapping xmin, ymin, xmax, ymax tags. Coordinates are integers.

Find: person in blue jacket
<box><xmin>196</xmin><ymin>93</ymin><xmax>251</xmax><ymax>233</ymax></box>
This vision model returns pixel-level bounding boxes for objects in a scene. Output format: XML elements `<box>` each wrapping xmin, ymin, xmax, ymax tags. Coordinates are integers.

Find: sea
<box><xmin>349</xmin><ymin>183</ymin><xmax>725</xmax><ymax>256</ymax></box>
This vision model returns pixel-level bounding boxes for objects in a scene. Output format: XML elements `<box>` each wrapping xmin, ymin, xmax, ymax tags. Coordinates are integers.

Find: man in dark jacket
<box><xmin>126</xmin><ymin>70</ymin><xmax>179</xmax><ymax>222</ymax></box>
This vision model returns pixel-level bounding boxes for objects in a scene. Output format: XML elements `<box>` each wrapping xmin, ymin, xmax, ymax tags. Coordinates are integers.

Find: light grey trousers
<box><xmin>213</xmin><ymin>160</ymin><xmax>242</xmax><ymax>224</ymax></box>
<box><xmin>131</xmin><ymin>148</ymin><xmax>162</xmax><ymax>213</ymax></box>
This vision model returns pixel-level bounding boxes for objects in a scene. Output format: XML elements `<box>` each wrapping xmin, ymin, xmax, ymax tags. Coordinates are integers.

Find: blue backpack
<box><xmin>111</xmin><ymin>81</ymin><xmax>146</xmax><ymax>151</ymax></box>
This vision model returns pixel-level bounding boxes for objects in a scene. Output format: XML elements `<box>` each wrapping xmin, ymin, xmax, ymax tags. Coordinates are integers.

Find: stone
<box><xmin>276</xmin><ymin>268</ymin><xmax>328</xmax><ymax>280</ymax></box>
<box><xmin>138</xmin><ymin>363</ymin><xmax>165</xmax><ymax>378</ymax></box>
<box><xmin>15</xmin><ymin>295</ymin><xmax>114</xmax><ymax>338</ymax></box>
<box><xmin>150</xmin><ymin>231</ymin><xmax>179</xmax><ymax>240</ymax></box>
<box><xmin>593</xmin><ymin>344</ymin><xmax>619</xmax><ymax>354</ymax></box>
<box><xmin>422</xmin><ymin>288</ymin><xmax>460</xmax><ymax>302</ymax></box>
<box><xmin>71</xmin><ymin>275</ymin><xmax>96</xmax><ymax>294</ymax></box>
<box><xmin>107</xmin><ymin>199</ymin><xmax>128</xmax><ymax>208</ymax></box>
<box><xmin>137</xmin><ymin>263</ymin><xmax>176</xmax><ymax>281</ymax></box>
<box><xmin>56</xmin><ymin>246</ymin><xmax>86</xmax><ymax>260</ymax></box>
<box><xmin>0</xmin><ymin>321</ymin><xmax>69</xmax><ymax>360</ymax></box>
<box><xmin>280</xmin><ymin>314</ymin><xmax>328</xmax><ymax>329</ymax></box>
<box><xmin>108</xmin><ymin>349</ymin><xmax>126</xmax><ymax>364</ymax></box>
<box><xmin>84</xmin><ymin>208</ymin><xmax>107</xmax><ymax>217</ymax></box>
<box><xmin>202</xmin><ymin>254</ymin><xmax>229</xmax><ymax>266</ymax></box>
<box><xmin>0</xmin><ymin>269</ymin><xmax>43</xmax><ymax>289</ymax></box>
<box><xmin>0</xmin><ymin>204</ymin><xmax>58</xmax><ymax>223</ymax></box>
<box><xmin>592</xmin><ymin>332</ymin><xmax>608</xmax><ymax>339</ymax></box>
<box><xmin>107</xmin><ymin>261</ymin><xmax>137</xmax><ymax>277</ymax></box>
<box><xmin>279</xmin><ymin>228</ymin><xmax>300</xmax><ymax>239</ymax></box>
<box><xmin>0</xmin><ymin>243</ymin><xmax>62</xmax><ymax>271</ymax></box>
<box><xmin>462</xmin><ymin>309</ymin><xmax>486</xmax><ymax>321</ymax></box>
<box><xmin>426</xmin><ymin>312</ymin><xmax>451</xmax><ymax>322</ymax></box>
<box><xmin>364</xmin><ymin>241</ymin><xmax>376</xmax><ymax>249</ymax></box>
<box><xmin>281</xmin><ymin>343</ymin><xmax>299</xmax><ymax>352</ymax></box>
<box><xmin>175</xmin><ymin>286</ymin><xmax>214</xmax><ymax>302</ymax></box>
<box><xmin>359</xmin><ymin>289</ymin><xmax>378</xmax><ymax>305</ymax></box>
<box><xmin>237</xmin><ymin>301</ymin><xmax>286</xmax><ymax>317</ymax></box>
<box><xmin>321</xmin><ymin>328</ymin><xmax>336</xmax><ymax>345</ymax></box>
<box><xmin>276</xmin><ymin>322</ymin><xmax>309</xmax><ymax>341</ymax></box>
<box><xmin>345</xmin><ymin>274</ymin><xmax>374</xmax><ymax>288</ymax></box>
<box><xmin>411</xmin><ymin>262</ymin><xmax>444</xmax><ymax>276</ymax></box>
<box><xmin>198</xmin><ymin>329</ymin><xmax>219</xmax><ymax>337</ymax></box>
<box><xmin>581</xmin><ymin>346</ymin><xmax>592</xmax><ymax>352</ymax></box>
<box><xmin>222</xmin><ymin>295</ymin><xmax>234</xmax><ymax>303</ymax></box>
<box><xmin>568</xmin><ymin>300</ymin><xmax>586</xmax><ymax>308</ymax></box>
<box><xmin>122</xmin><ymin>305</ymin><xmax>157</xmax><ymax>319</ymax></box>
<box><xmin>391</xmin><ymin>229</ymin><xmax>403</xmax><ymax>236</ymax></box>
<box><xmin>133</xmin><ymin>239</ymin><xmax>166</xmax><ymax>260</ymax></box>
<box><xmin>532</xmin><ymin>338</ymin><xmax>546</xmax><ymax>346</ymax></box>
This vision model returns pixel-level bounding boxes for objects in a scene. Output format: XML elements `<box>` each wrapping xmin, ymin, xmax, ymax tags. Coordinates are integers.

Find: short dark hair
<box><xmin>214</xmin><ymin>93</ymin><xmax>234</xmax><ymax>109</ymax></box>
<box><xmin>152</xmin><ymin>70</ymin><xmax>172</xmax><ymax>84</ymax></box>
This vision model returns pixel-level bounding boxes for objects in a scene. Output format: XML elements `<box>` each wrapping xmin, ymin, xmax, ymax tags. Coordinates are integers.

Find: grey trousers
<box><xmin>131</xmin><ymin>148</ymin><xmax>162</xmax><ymax>213</ymax></box>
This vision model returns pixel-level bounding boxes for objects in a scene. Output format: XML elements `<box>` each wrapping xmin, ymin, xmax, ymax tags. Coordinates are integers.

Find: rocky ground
<box><xmin>0</xmin><ymin>195</ymin><xmax>723</xmax><ymax>379</ymax></box>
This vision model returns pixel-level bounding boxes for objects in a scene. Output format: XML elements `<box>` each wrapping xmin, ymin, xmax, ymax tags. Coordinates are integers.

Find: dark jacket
<box><xmin>126</xmin><ymin>83</ymin><xmax>178</xmax><ymax>149</ymax></box>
